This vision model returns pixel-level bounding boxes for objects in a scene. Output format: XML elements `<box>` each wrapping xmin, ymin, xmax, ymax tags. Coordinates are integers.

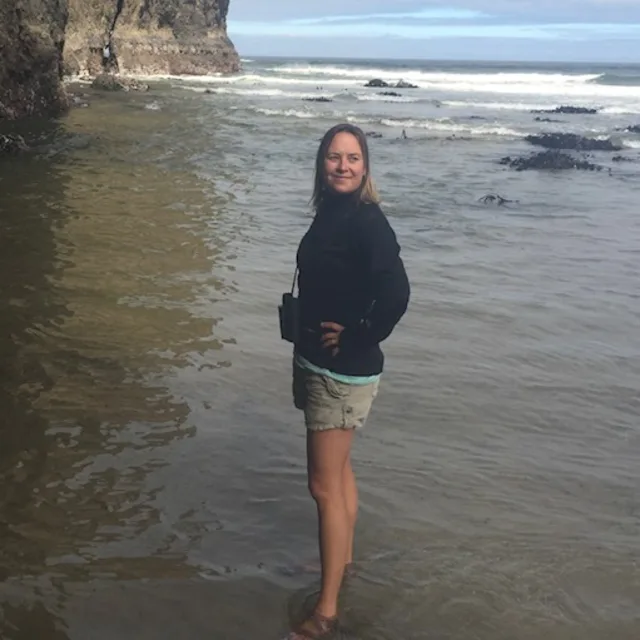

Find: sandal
<box><xmin>287</xmin><ymin>611</ymin><xmax>338</xmax><ymax>640</ymax></box>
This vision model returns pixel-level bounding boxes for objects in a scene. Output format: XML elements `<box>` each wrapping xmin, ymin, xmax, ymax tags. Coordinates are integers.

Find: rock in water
<box><xmin>0</xmin><ymin>134</ymin><xmax>29</xmax><ymax>154</ymax></box>
<box><xmin>91</xmin><ymin>74</ymin><xmax>125</xmax><ymax>91</ymax></box>
<box><xmin>365</xmin><ymin>79</ymin><xmax>389</xmax><ymax>88</ymax></box>
<box><xmin>478</xmin><ymin>194</ymin><xmax>518</xmax><ymax>206</ymax></box>
<box><xmin>91</xmin><ymin>74</ymin><xmax>150</xmax><ymax>92</ymax></box>
<box><xmin>0</xmin><ymin>0</ymin><xmax>68</xmax><ymax>120</ymax></box>
<box><xmin>500</xmin><ymin>150</ymin><xmax>603</xmax><ymax>172</ymax></box>
<box><xmin>627</xmin><ymin>125</ymin><xmax>640</xmax><ymax>134</ymax></box>
<box><xmin>525</xmin><ymin>133</ymin><xmax>622</xmax><ymax>152</ymax></box>
<box><xmin>532</xmin><ymin>106</ymin><xmax>598</xmax><ymax>115</ymax></box>
<box><xmin>395</xmin><ymin>80</ymin><xmax>418</xmax><ymax>89</ymax></box>
<box><xmin>302</xmin><ymin>97</ymin><xmax>333</xmax><ymax>103</ymax></box>
<box><xmin>65</xmin><ymin>0</ymin><xmax>240</xmax><ymax>77</ymax></box>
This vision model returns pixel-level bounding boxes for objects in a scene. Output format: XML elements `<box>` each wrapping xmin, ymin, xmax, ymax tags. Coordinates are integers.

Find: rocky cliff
<box><xmin>0</xmin><ymin>0</ymin><xmax>68</xmax><ymax>120</ymax></box>
<box><xmin>65</xmin><ymin>0</ymin><xmax>240</xmax><ymax>76</ymax></box>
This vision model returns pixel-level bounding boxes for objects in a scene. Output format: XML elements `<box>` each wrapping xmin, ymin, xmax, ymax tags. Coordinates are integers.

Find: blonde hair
<box><xmin>312</xmin><ymin>123</ymin><xmax>380</xmax><ymax>211</ymax></box>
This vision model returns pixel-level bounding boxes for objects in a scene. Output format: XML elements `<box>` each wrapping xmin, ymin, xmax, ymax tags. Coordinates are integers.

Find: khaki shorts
<box><xmin>293</xmin><ymin>362</ymin><xmax>379</xmax><ymax>431</ymax></box>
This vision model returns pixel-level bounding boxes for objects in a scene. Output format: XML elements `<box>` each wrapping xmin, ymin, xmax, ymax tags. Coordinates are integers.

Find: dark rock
<box><xmin>366</xmin><ymin>132</ymin><xmax>383</xmax><ymax>139</ymax></box>
<box><xmin>378</xmin><ymin>91</ymin><xmax>402</xmax><ymax>97</ymax></box>
<box><xmin>525</xmin><ymin>133</ymin><xmax>622</xmax><ymax>152</ymax></box>
<box><xmin>535</xmin><ymin>117</ymin><xmax>563</xmax><ymax>123</ymax></box>
<box><xmin>0</xmin><ymin>0</ymin><xmax>68</xmax><ymax>120</ymax></box>
<box><xmin>627</xmin><ymin>125</ymin><xmax>640</xmax><ymax>134</ymax></box>
<box><xmin>71</xmin><ymin>95</ymin><xmax>90</xmax><ymax>108</ymax></box>
<box><xmin>0</xmin><ymin>134</ymin><xmax>29</xmax><ymax>154</ymax></box>
<box><xmin>65</xmin><ymin>0</ymin><xmax>240</xmax><ymax>77</ymax></box>
<box><xmin>478</xmin><ymin>194</ymin><xmax>518</xmax><ymax>206</ymax></box>
<box><xmin>302</xmin><ymin>97</ymin><xmax>332</xmax><ymax>103</ymax></box>
<box><xmin>396</xmin><ymin>80</ymin><xmax>418</xmax><ymax>89</ymax></box>
<box><xmin>532</xmin><ymin>105</ymin><xmax>598</xmax><ymax>115</ymax></box>
<box><xmin>91</xmin><ymin>74</ymin><xmax>149</xmax><ymax>92</ymax></box>
<box><xmin>612</xmin><ymin>155</ymin><xmax>635</xmax><ymax>162</ymax></box>
<box><xmin>500</xmin><ymin>150</ymin><xmax>603</xmax><ymax>171</ymax></box>
<box><xmin>365</xmin><ymin>79</ymin><xmax>389</xmax><ymax>88</ymax></box>
<box><xmin>91</xmin><ymin>74</ymin><xmax>125</xmax><ymax>91</ymax></box>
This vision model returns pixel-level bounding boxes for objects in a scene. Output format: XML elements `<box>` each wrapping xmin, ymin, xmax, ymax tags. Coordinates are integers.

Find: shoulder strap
<box><xmin>290</xmin><ymin>267</ymin><xmax>299</xmax><ymax>295</ymax></box>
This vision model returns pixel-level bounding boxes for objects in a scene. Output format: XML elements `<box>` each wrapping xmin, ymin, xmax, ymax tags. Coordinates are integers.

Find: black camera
<box><xmin>278</xmin><ymin>292</ymin><xmax>299</xmax><ymax>344</ymax></box>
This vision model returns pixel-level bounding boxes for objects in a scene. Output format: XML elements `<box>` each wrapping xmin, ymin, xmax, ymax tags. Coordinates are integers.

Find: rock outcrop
<box><xmin>532</xmin><ymin>106</ymin><xmax>598</xmax><ymax>115</ymax></box>
<box><xmin>0</xmin><ymin>133</ymin><xmax>29</xmax><ymax>154</ymax></box>
<box><xmin>525</xmin><ymin>133</ymin><xmax>622</xmax><ymax>152</ymax></box>
<box><xmin>500</xmin><ymin>150</ymin><xmax>603</xmax><ymax>172</ymax></box>
<box><xmin>0</xmin><ymin>0</ymin><xmax>68</xmax><ymax>120</ymax></box>
<box><xmin>64</xmin><ymin>0</ymin><xmax>240</xmax><ymax>76</ymax></box>
<box><xmin>364</xmin><ymin>79</ymin><xmax>418</xmax><ymax>89</ymax></box>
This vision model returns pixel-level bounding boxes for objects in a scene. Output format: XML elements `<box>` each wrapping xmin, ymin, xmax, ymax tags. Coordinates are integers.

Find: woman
<box><xmin>288</xmin><ymin>123</ymin><xmax>410</xmax><ymax>639</ymax></box>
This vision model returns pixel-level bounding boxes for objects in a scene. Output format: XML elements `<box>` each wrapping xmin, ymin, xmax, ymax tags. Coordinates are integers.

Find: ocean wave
<box><xmin>346</xmin><ymin>115</ymin><xmax>522</xmax><ymax>137</ymax></box>
<box><xmin>209</xmin><ymin>70</ymin><xmax>640</xmax><ymax>102</ymax></box>
<box><xmin>443</xmin><ymin>100</ymin><xmax>553</xmax><ymax>111</ymax></box>
<box><xmin>592</xmin><ymin>72</ymin><xmax>640</xmax><ymax>87</ymax></box>
<box><xmin>254</xmin><ymin>107</ymin><xmax>318</xmax><ymax>119</ymax></box>
<box><xmin>206</xmin><ymin>86</ymin><xmax>337</xmax><ymax>100</ymax></box>
<box><xmin>355</xmin><ymin>94</ymin><xmax>420</xmax><ymax>103</ymax></box>
<box><xmin>268</xmin><ymin>64</ymin><xmax>598</xmax><ymax>86</ymax></box>
<box><xmin>600</xmin><ymin>106</ymin><xmax>640</xmax><ymax>115</ymax></box>
<box><xmin>624</xmin><ymin>140</ymin><xmax>640</xmax><ymax>149</ymax></box>
<box><xmin>247</xmin><ymin>105</ymin><xmax>522</xmax><ymax>137</ymax></box>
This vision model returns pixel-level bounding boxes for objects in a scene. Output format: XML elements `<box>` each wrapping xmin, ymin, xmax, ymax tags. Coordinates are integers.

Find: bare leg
<box><xmin>307</xmin><ymin>427</ymin><xmax>354</xmax><ymax>619</ymax></box>
<box><xmin>343</xmin><ymin>456</ymin><xmax>358</xmax><ymax>566</ymax></box>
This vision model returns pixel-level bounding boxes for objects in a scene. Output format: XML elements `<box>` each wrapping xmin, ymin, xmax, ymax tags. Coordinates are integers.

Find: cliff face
<box><xmin>65</xmin><ymin>0</ymin><xmax>240</xmax><ymax>76</ymax></box>
<box><xmin>0</xmin><ymin>0</ymin><xmax>68</xmax><ymax>120</ymax></box>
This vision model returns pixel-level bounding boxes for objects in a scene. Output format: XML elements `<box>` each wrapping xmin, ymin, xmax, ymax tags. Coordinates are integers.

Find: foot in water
<box><xmin>286</xmin><ymin>611</ymin><xmax>338</xmax><ymax>640</ymax></box>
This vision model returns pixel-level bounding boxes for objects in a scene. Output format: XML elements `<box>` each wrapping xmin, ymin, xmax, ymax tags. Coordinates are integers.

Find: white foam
<box><xmin>601</xmin><ymin>106</ymin><xmax>640</xmax><ymax>115</ymax></box>
<box><xmin>444</xmin><ymin>100</ymin><xmax>552</xmax><ymax>111</ymax></box>
<box><xmin>205</xmin><ymin>86</ymin><xmax>337</xmax><ymax>100</ymax></box>
<box><xmin>269</xmin><ymin>64</ymin><xmax>597</xmax><ymax>87</ymax></box>
<box><xmin>365</xmin><ymin>117</ymin><xmax>522</xmax><ymax>137</ymax></box>
<box><xmin>247</xmin><ymin>105</ymin><xmax>521</xmax><ymax>137</ymax></box>
<box><xmin>356</xmin><ymin>94</ymin><xmax>419</xmax><ymax>103</ymax></box>
<box><xmin>254</xmin><ymin>107</ymin><xmax>318</xmax><ymax>119</ymax></box>
<box><xmin>624</xmin><ymin>139</ymin><xmax>640</xmax><ymax>149</ymax></box>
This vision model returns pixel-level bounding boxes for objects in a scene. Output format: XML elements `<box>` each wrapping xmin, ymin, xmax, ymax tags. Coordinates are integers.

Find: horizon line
<box><xmin>235</xmin><ymin>52</ymin><xmax>640</xmax><ymax>67</ymax></box>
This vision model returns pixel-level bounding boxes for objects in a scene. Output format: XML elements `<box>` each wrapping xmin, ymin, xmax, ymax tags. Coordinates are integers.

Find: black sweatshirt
<box><xmin>295</xmin><ymin>194</ymin><xmax>410</xmax><ymax>377</ymax></box>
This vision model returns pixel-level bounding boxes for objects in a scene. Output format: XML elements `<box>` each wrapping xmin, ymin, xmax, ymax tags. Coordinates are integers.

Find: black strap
<box><xmin>290</xmin><ymin>267</ymin><xmax>299</xmax><ymax>295</ymax></box>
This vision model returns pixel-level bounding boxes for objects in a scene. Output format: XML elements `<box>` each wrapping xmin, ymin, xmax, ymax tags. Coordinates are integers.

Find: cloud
<box><xmin>227</xmin><ymin>1</ymin><xmax>640</xmax><ymax>61</ymax></box>
<box><xmin>288</xmin><ymin>8</ymin><xmax>487</xmax><ymax>25</ymax></box>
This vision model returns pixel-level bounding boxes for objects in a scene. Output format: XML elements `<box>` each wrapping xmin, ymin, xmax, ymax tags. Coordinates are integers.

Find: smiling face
<box><xmin>323</xmin><ymin>132</ymin><xmax>366</xmax><ymax>196</ymax></box>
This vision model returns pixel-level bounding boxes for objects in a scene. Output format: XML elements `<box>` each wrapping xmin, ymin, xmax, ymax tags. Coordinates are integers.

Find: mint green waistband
<box><xmin>295</xmin><ymin>354</ymin><xmax>381</xmax><ymax>386</ymax></box>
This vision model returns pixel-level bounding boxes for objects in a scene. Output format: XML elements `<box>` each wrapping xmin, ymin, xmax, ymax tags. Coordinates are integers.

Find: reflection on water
<box><xmin>0</xmin><ymin>96</ymin><xmax>239</xmax><ymax>636</ymax></box>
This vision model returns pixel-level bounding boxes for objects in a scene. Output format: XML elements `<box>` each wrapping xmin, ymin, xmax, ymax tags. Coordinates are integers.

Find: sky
<box><xmin>227</xmin><ymin>1</ymin><xmax>640</xmax><ymax>63</ymax></box>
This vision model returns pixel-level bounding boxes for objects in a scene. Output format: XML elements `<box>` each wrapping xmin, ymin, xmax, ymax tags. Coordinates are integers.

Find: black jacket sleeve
<box><xmin>340</xmin><ymin>204</ymin><xmax>410</xmax><ymax>350</ymax></box>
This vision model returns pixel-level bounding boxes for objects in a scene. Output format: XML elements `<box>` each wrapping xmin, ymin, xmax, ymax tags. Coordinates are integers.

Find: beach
<box><xmin>1</xmin><ymin>57</ymin><xmax>639</xmax><ymax>639</ymax></box>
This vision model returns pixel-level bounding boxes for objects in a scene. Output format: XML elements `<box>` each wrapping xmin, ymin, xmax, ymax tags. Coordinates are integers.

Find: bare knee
<box><xmin>308</xmin><ymin>474</ymin><xmax>342</xmax><ymax>507</ymax></box>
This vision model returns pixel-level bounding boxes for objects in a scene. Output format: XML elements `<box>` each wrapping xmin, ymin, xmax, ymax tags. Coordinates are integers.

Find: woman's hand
<box><xmin>320</xmin><ymin>322</ymin><xmax>345</xmax><ymax>356</ymax></box>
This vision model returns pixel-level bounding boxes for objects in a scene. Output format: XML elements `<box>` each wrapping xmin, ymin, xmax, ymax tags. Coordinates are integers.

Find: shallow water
<box><xmin>1</xmin><ymin>58</ymin><xmax>639</xmax><ymax>639</ymax></box>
